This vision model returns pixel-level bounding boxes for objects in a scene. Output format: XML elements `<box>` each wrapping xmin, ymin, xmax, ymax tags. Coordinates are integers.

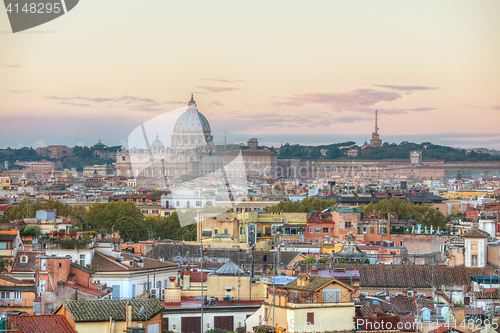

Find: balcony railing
<box><xmin>162</xmin><ymin>294</ymin><xmax>265</xmax><ymax>307</ymax></box>
<box><xmin>271</xmin><ymin>291</ymin><xmax>352</xmax><ymax>304</ymax></box>
<box><xmin>0</xmin><ymin>299</ymin><xmax>31</xmax><ymax>307</ymax></box>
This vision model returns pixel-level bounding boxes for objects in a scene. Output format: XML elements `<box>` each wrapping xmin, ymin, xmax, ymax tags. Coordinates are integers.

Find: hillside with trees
<box><xmin>277</xmin><ymin>141</ymin><xmax>500</xmax><ymax>162</ymax></box>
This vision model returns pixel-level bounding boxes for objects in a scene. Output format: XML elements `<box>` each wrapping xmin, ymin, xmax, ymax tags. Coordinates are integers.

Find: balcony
<box><xmin>0</xmin><ymin>299</ymin><xmax>32</xmax><ymax>307</ymax></box>
<box><xmin>267</xmin><ymin>290</ymin><xmax>352</xmax><ymax>305</ymax></box>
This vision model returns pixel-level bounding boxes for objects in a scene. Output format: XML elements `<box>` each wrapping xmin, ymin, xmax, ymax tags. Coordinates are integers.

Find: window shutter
<box><xmin>307</xmin><ymin>312</ymin><xmax>314</xmax><ymax>324</ymax></box>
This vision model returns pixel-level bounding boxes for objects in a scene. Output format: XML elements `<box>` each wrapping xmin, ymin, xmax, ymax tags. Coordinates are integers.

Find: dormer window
<box><xmin>20</xmin><ymin>255</ymin><xmax>28</xmax><ymax>267</ymax></box>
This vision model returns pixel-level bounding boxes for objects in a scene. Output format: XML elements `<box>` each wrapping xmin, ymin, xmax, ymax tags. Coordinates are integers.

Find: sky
<box><xmin>1</xmin><ymin>0</ymin><xmax>499</xmax><ymax>150</ymax></box>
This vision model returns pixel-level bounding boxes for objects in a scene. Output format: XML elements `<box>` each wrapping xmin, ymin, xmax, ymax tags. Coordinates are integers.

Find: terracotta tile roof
<box><xmin>0</xmin><ymin>233</ymin><xmax>17</xmax><ymax>241</ymax></box>
<box><xmin>185</xmin><ymin>271</ymin><xmax>209</xmax><ymax>282</ymax></box>
<box><xmin>10</xmin><ymin>315</ymin><xmax>77</xmax><ymax>333</ymax></box>
<box><xmin>12</xmin><ymin>251</ymin><xmax>45</xmax><ymax>272</ymax></box>
<box><xmin>70</xmin><ymin>262</ymin><xmax>94</xmax><ymax>274</ymax></box>
<box><xmin>335</xmin><ymin>264</ymin><xmax>494</xmax><ymax>289</ymax></box>
<box><xmin>462</xmin><ymin>228</ymin><xmax>489</xmax><ymax>238</ymax></box>
<box><xmin>66</xmin><ymin>283</ymin><xmax>111</xmax><ymax>297</ymax></box>
<box><xmin>0</xmin><ymin>273</ymin><xmax>34</xmax><ymax>285</ymax></box>
<box><xmin>430</xmin><ymin>326</ymin><xmax>465</xmax><ymax>333</ymax></box>
<box><xmin>61</xmin><ymin>298</ymin><xmax>164</xmax><ymax>322</ymax></box>
<box><xmin>284</xmin><ymin>276</ymin><xmax>336</xmax><ymax>292</ymax></box>
<box><xmin>91</xmin><ymin>251</ymin><xmax>177</xmax><ymax>272</ymax></box>
<box><xmin>391</xmin><ymin>297</ymin><xmax>418</xmax><ymax>314</ymax></box>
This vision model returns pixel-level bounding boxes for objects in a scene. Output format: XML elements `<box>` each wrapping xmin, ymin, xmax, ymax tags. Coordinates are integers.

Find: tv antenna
<box><xmin>221</xmin><ymin>130</ymin><xmax>231</xmax><ymax>151</ymax></box>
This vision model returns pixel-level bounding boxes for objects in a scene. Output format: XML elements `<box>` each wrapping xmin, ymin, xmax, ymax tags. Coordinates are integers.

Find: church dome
<box><xmin>150</xmin><ymin>135</ymin><xmax>164</xmax><ymax>148</ymax></box>
<box><xmin>173</xmin><ymin>95</ymin><xmax>211</xmax><ymax>133</ymax></box>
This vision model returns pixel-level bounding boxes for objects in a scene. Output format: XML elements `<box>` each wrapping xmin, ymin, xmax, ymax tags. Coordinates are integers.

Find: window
<box><xmin>370</xmin><ymin>227</ymin><xmax>375</xmax><ymax>234</ymax></box>
<box><xmin>214</xmin><ymin>229</ymin><xmax>218</xmax><ymax>235</ymax></box>
<box><xmin>41</xmin><ymin>259</ymin><xmax>46</xmax><ymax>271</ymax></box>
<box><xmin>323</xmin><ymin>227</ymin><xmax>329</xmax><ymax>233</ymax></box>
<box><xmin>307</xmin><ymin>312</ymin><xmax>314</xmax><ymax>325</ymax></box>
<box><xmin>357</xmin><ymin>227</ymin><xmax>361</xmax><ymax>234</ymax></box>
<box><xmin>315</xmin><ymin>227</ymin><xmax>321</xmax><ymax>233</ymax></box>
<box><xmin>224</xmin><ymin>229</ymin><xmax>228</xmax><ymax>235</ymax></box>
<box><xmin>309</xmin><ymin>227</ymin><xmax>313</xmax><ymax>233</ymax></box>
<box><xmin>471</xmin><ymin>255</ymin><xmax>478</xmax><ymax>267</ymax></box>
<box><xmin>363</xmin><ymin>227</ymin><xmax>367</xmax><ymax>234</ymax></box>
<box><xmin>132</xmin><ymin>284</ymin><xmax>136</xmax><ymax>298</ymax></box>
<box><xmin>1</xmin><ymin>292</ymin><xmax>10</xmax><ymax>299</ymax></box>
<box><xmin>330</xmin><ymin>227</ymin><xmax>334</xmax><ymax>233</ymax></box>
<box><xmin>80</xmin><ymin>254</ymin><xmax>85</xmax><ymax>266</ymax></box>
<box><xmin>379</xmin><ymin>227</ymin><xmax>386</xmax><ymax>234</ymax></box>
<box><xmin>0</xmin><ymin>243</ymin><xmax>6</xmax><ymax>249</ymax></box>
<box><xmin>40</xmin><ymin>280</ymin><xmax>46</xmax><ymax>293</ymax></box>
<box><xmin>156</xmin><ymin>281</ymin><xmax>161</xmax><ymax>289</ymax></box>
<box><xmin>323</xmin><ymin>287</ymin><xmax>341</xmax><ymax>303</ymax></box>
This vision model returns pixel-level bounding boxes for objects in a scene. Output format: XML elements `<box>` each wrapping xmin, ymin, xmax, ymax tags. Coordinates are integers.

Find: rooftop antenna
<box><xmin>221</xmin><ymin>130</ymin><xmax>231</xmax><ymax>151</ymax></box>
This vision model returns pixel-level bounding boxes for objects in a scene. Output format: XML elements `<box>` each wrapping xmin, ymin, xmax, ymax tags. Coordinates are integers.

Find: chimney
<box><xmin>159</xmin><ymin>256</ymin><xmax>164</xmax><ymax>263</ymax></box>
<box><xmin>297</xmin><ymin>274</ymin><xmax>310</xmax><ymax>287</ymax></box>
<box><xmin>125</xmin><ymin>301</ymin><xmax>132</xmax><ymax>328</ymax></box>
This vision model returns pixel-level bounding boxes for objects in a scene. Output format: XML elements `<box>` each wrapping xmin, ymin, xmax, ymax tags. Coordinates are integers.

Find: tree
<box><xmin>264</xmin><ymin>197</ymin><xmax>337</xmax><ymax>213</ymax></box>
<box><xmin>0</xmin><ymin>199</ymin><xmax>77</xmax><ymax>223</ymax></box>
<box><xmin>20</xmin><ymin>225</ymin><xmax>41</xmax><ymax>237</ymax></box>
<box><xmin>361</xmin><ymin>198</ymin><xmax>446</xmax><ymax>228</ymax></box>
<box><xmin>305</xmin><ymin>255</ymin><xmax>316</xmax><ymax>263</ymax></box>
<box><xmin>83</xmin><ymin>201</ymin><xmax>143</xmax><ymax>231</ymax></box>
<box><xmin>114</xmin><ymin>216</ymin><xmax>147</xmax><ymax>242</ymax></box>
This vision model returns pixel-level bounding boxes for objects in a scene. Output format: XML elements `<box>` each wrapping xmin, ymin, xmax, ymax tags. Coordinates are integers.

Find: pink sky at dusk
<box><xmin>1</xmin><ymin>0</ymin><xmax>499</xmax><ymax>149</ymax></box>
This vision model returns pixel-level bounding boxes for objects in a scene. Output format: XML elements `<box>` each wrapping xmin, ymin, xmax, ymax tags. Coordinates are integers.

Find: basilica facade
<box><xmin>115</xmin><ymin>95</ymin><xmax>215</xmax><ymax>186</ymax></box>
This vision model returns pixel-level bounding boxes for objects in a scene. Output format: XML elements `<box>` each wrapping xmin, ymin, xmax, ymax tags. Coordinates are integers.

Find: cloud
<box><xmin>378</xmin><ymin>107</ymin><xmax>435</xmax><ymax>115</ymax></box>
<box><xmin>202</xmin><ymin>78</ymin><xmax>243</xmax><ymax>84</ymax></box>
<box><xmin>460</xmin><ymin>103</ymin><xmax>500</xmax><ymax>111</ymax></box>
<box><xmin>207</xmin><ymin>101</ymin><xmax>224</xmax><ymax>108</ymax></box>
<box><xmin>43</xmin><ymin>95</ymin><xmax>175</xmax><ymax>113</ymax></box>
<box><xmin>59</xmin><ymin>102</ymin><xmax>91</xmax><ymax>107</ymax></box>
<box><xmin>33</xmin><ymin>140</ymin><xmax>47</xmax><ymax>148</ymax></box>
<box><xmin>272</xmin><ymin>89</ymin><xmax>401</xmax><ymax>113</ymax></box>
<box><xmin>7</xmin><ymin>90</ymin><xmax>33</xmax><ymax>93</ymax></box>
<box><xmin>213</xmin><ymin>110</ymin><xmax>377</xmax><ymax>133</ymax></box>
<box><xmin>333</xmin><ymin>116</ymin><xmax>372</xmax><ymax>123</ymax></box>
<box><xmin>373</xmin><ymin>85</ymin><xmax>440</xmax><ymax>94</ymax></box>
<box><xmin>196</xmin><ymin>86</ymin><xmax>240</xmax><ymax>94</ymax></box>
<box><xmin>1</xmin><ymin>64</ymin><xmax>21</xmax><ymax>68</ymax></box>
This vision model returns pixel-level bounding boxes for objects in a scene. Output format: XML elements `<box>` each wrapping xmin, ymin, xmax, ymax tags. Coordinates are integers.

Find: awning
<box><xmin>470</xmin><ymin>275</ymin><xmax>500</xmax><ymax>284</ymax></box>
